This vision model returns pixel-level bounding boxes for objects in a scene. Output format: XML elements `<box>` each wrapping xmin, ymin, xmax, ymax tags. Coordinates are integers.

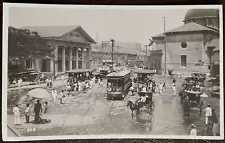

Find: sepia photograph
<box><xmin>2</xmin><ymin>3</ymin><xmax>224</xmax><ymax>141</ymax></box>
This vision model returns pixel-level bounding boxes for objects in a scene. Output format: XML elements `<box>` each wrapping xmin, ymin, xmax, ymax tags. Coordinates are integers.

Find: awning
<box><xmin>66</xmin><ymin>69</ymin><xmax>92</xmax><ymax>73</ymax></box>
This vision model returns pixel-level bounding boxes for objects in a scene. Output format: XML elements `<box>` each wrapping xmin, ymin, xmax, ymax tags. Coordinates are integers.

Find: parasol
<box><xmin>28</xmin><ymin>88</ymin><xmax>51</xmax><ymax>99</ymax></box>
<box><xmin>200</xmin><ymin>92</ymin><xmax>209</xmax><ymax>98</ymax></box>
<box><xmin>186</xmin><ymin>90</ymin><xmax>201</xmax><ymax>95</ymax></box>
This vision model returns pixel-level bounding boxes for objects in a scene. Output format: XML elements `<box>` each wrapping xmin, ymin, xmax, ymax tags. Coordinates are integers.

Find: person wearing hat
<box><xmin>204</xmin><ymin>104</ymin><xmax>212</xmax><ymax>125</ymax></box>
<box><xmin>189</xmin><ymin>124</ymin><xmax>197</xmax><ymax>136</ymax></box>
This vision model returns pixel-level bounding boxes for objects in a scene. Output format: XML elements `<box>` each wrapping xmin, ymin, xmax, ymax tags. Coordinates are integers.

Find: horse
<box><xmin>127</xmin><ymin>100</ymin><xmax>154</xmax><ymax>119</ymax></box>
<box><xmin>127</xmin><ymin>100</ymin><xmax>139</xmax><ymax>118</ymax></box>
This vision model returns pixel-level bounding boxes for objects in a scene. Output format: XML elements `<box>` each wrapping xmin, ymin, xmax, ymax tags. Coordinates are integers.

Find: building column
<box><xmin>82</xmin><ymin>48</ymin><xmax>85</xmax><ymax>69</ymax></box>
<box><xmin>86</xmin><ymin>47</ymin><xmax>91</xmax><ymax>69</ymax></box>
<box><xmin>32</xmin><ymin>58</ymin><xmax>35</xmax><ymax>70</ymax></box>
<box><xmin>54</xmin><ymin>45</ymin><xmax>58</xmax><ymax>73</ymax></box>
<box><xmin>69</xmin><ymin>47</ymin><xmax>73</xmax><ymax>70</ymax></box>
<box><xmin>76</xmin><ymin>47</ymin><xmax>79</xmax><ymax>69</ymax></box>
<box><xmin>62</xmin><ymin>46</ymin><xmax>66</xmax><ymax>72</ymax></box>
<box><xmin>50</xmin><ymin>59</ymin><xmax>54</xmax><ymax>72</ymax></box>
<box><xmin>35</xmin><ymin>58</ymin><xmax>40</xmax><ymax>72</ymax></box>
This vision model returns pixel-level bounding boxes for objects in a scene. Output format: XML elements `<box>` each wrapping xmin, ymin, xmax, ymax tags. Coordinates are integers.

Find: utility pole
<box><xmin>111</xmin><ymin>39</ymin><xmax>115</xmax><ymax>72</ymax></box>
<box><xmin>144</xmin><ymin>45</ymin><xmax>148</xmax><ymax>69</ymax></box>
<box><xmin>163</xmin><ymin>17</ymin><xmax>167</xmax><ymax>75</ymax></box>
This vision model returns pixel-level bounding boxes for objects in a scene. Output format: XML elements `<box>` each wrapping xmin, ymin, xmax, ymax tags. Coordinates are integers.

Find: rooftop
<box><xmin>166</xmin><ymin>22</ymin><xmax>218</xmax><ymax>34</ymax></box>
<box><xmin>153</xmin><ymin>22</ymin><xmax>218</xmax><ymax>38</ymax></box>
<box><xmin>22</xmin><ymin>25</ymin><xmax>96</xmax><ymax>43</ymax></box>
<box><xmin>184</xmin><ymin>9</ymin><xmax>219</xmax><ymax>22</ymax></box>
<box><xmin>106</xmin><ymin>70</ymin><xmax>131</xmax><ymax>77</ymax></box>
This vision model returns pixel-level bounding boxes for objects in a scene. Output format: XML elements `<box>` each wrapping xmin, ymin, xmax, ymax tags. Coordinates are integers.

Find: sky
<box><xmin>9</xmin><ymin>5</ymin><xmax>188</xmax><ymax>46</ymax></box>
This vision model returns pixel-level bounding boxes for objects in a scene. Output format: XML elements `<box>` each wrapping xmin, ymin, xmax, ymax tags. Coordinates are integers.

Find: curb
<box><xmin>7</xmin><ymin>124</ymin><xmax>21</xmax><ymax>137</ymax></box>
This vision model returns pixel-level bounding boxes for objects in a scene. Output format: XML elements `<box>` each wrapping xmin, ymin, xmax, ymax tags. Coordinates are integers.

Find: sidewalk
<box><xmin>7</xmin><ymin>83</ymin><xmax>100</xmax><ymax>136</ymax></box>
<box><xmin>8</xmin><ymin>77</ymin><xmax>69</xmax><ymax>91</ymax></box>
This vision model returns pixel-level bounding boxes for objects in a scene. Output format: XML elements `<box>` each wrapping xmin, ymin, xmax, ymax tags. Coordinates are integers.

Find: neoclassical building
<box><xmin>23</xmin><ymin>25</ymin><xmax>96</xmax><ymax>73</ymax></box>
<box><xmin>152</xmin><ymin>9</ymin><xmax>220</xmax><ymax>76</ymax></box>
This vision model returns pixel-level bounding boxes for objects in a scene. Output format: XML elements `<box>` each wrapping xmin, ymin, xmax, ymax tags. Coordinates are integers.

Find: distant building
<box><xmin>152</xmin><ymin>9</ymin><xmax>220</xmax><ymax>76</ymax></box>
<box><xmin>22</xmin><ymin>25</ymin><xmax>96</xmax><ymax>73</ymax></box>
<box><xmin>91</xmin><ymin>41</ymin><xmax>142</xmax><ymax>68</ymax></box>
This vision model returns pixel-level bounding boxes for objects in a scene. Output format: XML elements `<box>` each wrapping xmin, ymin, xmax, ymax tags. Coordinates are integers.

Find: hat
<box><xmin>190</xmin><ymin>124</ymin><xmax>195</xmax><ymax>128</ymax></box>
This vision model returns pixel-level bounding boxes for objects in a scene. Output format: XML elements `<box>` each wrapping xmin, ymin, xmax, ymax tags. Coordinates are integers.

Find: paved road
<box><xmin>7</xmin><ymin>76</ymin><xmax>192</xmax><ymax>136</ymax></box>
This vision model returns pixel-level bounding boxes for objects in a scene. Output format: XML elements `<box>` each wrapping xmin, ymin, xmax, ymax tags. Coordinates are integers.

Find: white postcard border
<box><xmin>2</xmin><ymin>3</ymin><xmax>224</xmax><ymax>141</ymax></box>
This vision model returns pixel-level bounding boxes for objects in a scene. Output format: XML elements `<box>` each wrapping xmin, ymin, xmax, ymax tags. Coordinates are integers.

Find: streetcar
<box><xmin>66</xmin><ymin>69</ymin><xmax>93</xmax><ymax>81</ymax></box>
<box><xmin>106</xmin><ymin>70</ymin><xmax>132</xmax><ymax>100</ymax></box>
<box><xmin>133</xmin><ymin>69</ymin><xmax>156</xmax><ymax>83</ymax></box>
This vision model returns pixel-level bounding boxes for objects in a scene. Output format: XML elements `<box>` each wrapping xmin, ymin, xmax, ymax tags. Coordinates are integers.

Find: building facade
<box><xmin>152</xmin><ymin>9</ymin><xmax>220</xmax><ymax>76</ymax></box>
<box><xmin>23</xmin><ymin>26</ymin><xmax>96</xmax><ymax>73</ymax></box>
<box><xmin>91</xmin><ymin>41</ymin><xmax>141</xmax><ymax>68</ymax></box>
<box><xmin>148</xmin><ymin>50</ymin><xmax>163</xmax><ymax>75</ymax></box>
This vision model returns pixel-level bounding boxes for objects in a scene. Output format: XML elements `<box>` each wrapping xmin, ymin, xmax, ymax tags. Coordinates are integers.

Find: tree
<box><xmin>8</xmin><ymin>27</ymin><xmax>53</xmax><ymax>73</ymax></box>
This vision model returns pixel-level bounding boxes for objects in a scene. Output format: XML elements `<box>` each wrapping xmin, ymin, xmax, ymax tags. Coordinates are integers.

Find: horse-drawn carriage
<box><xmin>8</xmin><ymin>70</ymin><xmax>41</xmax><ymax>84</ymax></box>
<box><xmin>131</xmin><ymin>69</ymin><xmax>156</xmax><ymax>92</ymax></box>
<box><xmin>127</xmin><ymin>91</ymin><xmax>154</xmax><ymax>123</ymax></box>
<box><xmin>183</xmin><ymin>72</ymin><xmax>206</xmax><ymax>90</ymax></box>
<box><xmin>180</xmin><ymin>90</ymin><xmax>203</xmax><ymax>118</ymax></box>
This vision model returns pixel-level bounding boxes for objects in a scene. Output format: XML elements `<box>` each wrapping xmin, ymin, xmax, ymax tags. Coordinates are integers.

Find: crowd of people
<box><xmin>13</xmin><ymin>99</ymin><xmax>49</xmax><ymax>125</ymax></box>
<box><xmin>12</xmin><ymin>72</ymin><xmax>105</xmax><ymax>126</ymax></box>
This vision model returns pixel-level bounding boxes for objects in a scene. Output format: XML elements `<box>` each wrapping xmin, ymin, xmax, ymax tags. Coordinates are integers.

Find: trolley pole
<box><xmin>111</xmin><ymin>39</ymin><xmax>115</xmax><ymax>72</ymax></box>
<box><xmin>163</xmin><ymin>17</ymin><xmax>167</xmax><ymax>75</ymax></box>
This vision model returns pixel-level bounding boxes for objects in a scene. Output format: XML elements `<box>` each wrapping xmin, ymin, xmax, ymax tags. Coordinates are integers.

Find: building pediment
<box><xmin>61</xmin><ymin>26</ymin><xmax>96</xmax><ymax>44</ymax></box>
<box><xmin>22</xmin><ymin>25</ymin><xmax>96</xmax><ymax>44</ymax></box>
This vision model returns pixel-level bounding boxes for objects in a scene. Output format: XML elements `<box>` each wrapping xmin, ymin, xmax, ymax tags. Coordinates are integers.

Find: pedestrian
<box><xmin>98</xmin><ymin>78</ymin><xmax>101</xmax><ymax>87</ymax></box>
<box><xmin>59</xmin><ymin>90</ymin><xmax>66</xmax><ymax>104</ymax></box>
<box><xmin>173</xmin><ymin>84</ymin><xmax>176</xmax><ymax>97</ymax></box>
<box><xmin>86</xmin><ymin>81</ymin><xmax>89</xmax><ymax>89</ymax></box>
<box><xmin>189</xmin><ymin>124</ymin><xmax>197</xmax><ymax>136</ymax></box>
<box><xmin>100</xmin><ymin>78</ymin><xmax>103</xmax><ymax>87</ymax></box>
<box><xmin>211</xmin><ymin>109</ymin><xmax>219</xmax><ymax>136</ymax></box>
<box><xmin>159</xmin><ymin>83</ymin><xmax>163</xmax><ymax>94</ymax></box>
<box><xmin>142</xmin><ymin>86</ymin><xmax>147</xmax><ymax>92</ymax></box>
<box><xmin>46</xmin><ymin>78</ymin><xmax>49</xmax><ymax>87</ymax></box>
<box><xmin>78</xmin><ymin>81</ymin><xmax>81</xmax><ymax>92</ymax></box>
<box><xmin>34</xmin><ymin>99</ymin><xmax>42</xmax><ymax>124</ymax></box>
<box><xmin>24</xmin><ymin>103</ymin><xmax>31</xmax><ymax>123</ymax></box>
<box><xmin>76</xmin><ymin>82</ymin><xmax>79</xmax><ymax>92</ymax></box>
<box><xmin>42</xmin><ymin>101</ymin><xmax>49</xmax><ymax>122</ymax></box>
<box><xmin>52</xmin><ymin>89</ymin><xmax>57</xmax><ymax>102</ymax></box>
<box><xmin>172</xmin><ymin>78</ymin><xmax>176</xmax><ymax>86</ymax></box>
<box><xmin>204</xmin><ymin>104</ymin><xmax>212</xmax><ymax>125</ymax></box>
<box><xmin>13</xmin><ymin>104</ymin><xmax>20</xmax><ymax>126</ymax></box>
<box><xmin>163</xmin><ymin>82</ymin><xmax>166</xmax><ymax>93</ymax></box>
<box><xmin>18</xmin><ymin>77</ymin><xmax>23</xmax><ymax>88</ymax></box>
<box><xmin>61</xmin><ymin>75</ymin><xmax>64</xmax><ymax>85</ymax></box>
<box><xmin>49</xmin><ymin>77</ymin><xmax>53</xmax><ymax>88</ymax></box>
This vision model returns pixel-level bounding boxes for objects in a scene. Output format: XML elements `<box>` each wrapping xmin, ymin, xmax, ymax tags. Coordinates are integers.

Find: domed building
<box><xmin>152</xmin><ymin>9</ymin><xmax>220</xmax><ymax>76</ymax></box>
